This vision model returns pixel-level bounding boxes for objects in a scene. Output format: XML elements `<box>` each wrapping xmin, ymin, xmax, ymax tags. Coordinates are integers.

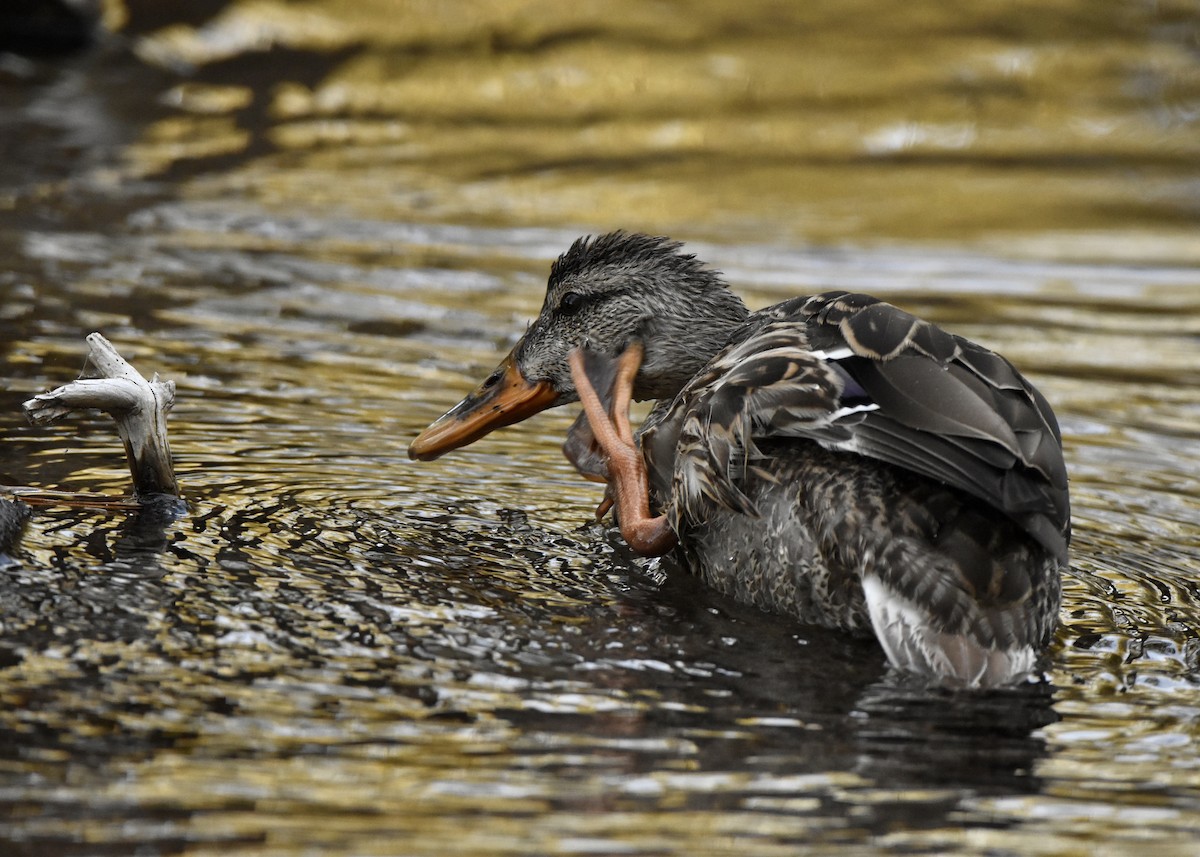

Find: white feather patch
<box><xmin>828</xmin><ymin>402</ymin><xmax>880</xmax><ymax>422</ymax></box>
<box><xmin>812</xmin><ymin>346</ymin><xmax>854</xmax><ymax>361</ymax></box>
<box><xmin>862</xmin><ymin>576</ymin><xmax>1035</xmax><ymax>688</ymax></box>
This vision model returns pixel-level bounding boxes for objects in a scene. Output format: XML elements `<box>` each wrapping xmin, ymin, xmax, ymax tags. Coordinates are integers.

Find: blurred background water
<box><xmin>1</xmin><ymin>1</ymin><xmax>1199</xmax><ymax>854</ymax></box>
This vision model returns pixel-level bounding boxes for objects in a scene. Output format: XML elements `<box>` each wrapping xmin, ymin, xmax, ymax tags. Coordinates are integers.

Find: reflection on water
<box><xmin>1</xmin><ymin>1</ymin><xmax>1199</xmax><ymax>855</ymax></box>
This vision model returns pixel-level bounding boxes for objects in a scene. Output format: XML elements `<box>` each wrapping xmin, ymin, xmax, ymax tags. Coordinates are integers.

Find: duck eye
<box><xmin>558</xmin><ymin>291</ymin><xmax>585</xmax><ymax>316</ymax></box>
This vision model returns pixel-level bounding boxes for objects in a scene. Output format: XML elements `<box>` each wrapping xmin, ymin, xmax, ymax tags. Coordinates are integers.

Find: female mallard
<box><xmin>410</xmin><ymin>232</ymin><xmax>1070</xmax><ymax>688</ymax></box>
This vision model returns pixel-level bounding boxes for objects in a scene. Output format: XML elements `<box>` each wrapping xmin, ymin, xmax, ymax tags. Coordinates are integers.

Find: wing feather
<box><xmin>656</xmin><ymin>291</ymin><xmax>1070</xmax><ymax>562</ymax></box>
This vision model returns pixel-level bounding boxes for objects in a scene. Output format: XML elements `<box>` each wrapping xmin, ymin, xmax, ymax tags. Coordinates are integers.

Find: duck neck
<box><xmin>635</xmin><ymin>289</ymin><xmax>749</xmax><ymax>401</ymax></box>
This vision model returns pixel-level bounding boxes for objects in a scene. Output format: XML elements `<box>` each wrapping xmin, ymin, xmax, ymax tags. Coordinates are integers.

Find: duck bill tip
<box><xmin>408</xmin><ymin>355</ymin><xmax>558</xmax><ymax>461</ymax></box>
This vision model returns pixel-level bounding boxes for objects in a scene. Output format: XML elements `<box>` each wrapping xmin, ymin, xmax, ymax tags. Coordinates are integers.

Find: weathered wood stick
<box><xmin>21</xmin><ymin>333</ymin><xmax>180</xmax><ymax>502</ymax></box>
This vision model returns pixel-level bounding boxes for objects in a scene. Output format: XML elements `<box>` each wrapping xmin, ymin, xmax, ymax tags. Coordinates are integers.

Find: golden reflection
<box><xmin>126</xmin><ymin>116</ymin><xmax>251</xmax><ymax>175</ymax></box>
<box><xmin>110</xmin><ymin>0</ymin><xmax>1200</xmax><ymax>248</ymax></box>
<box><xmin>161</xmin><ymin>83</ymin><xmax>255</xmax><ymax>115</ymax></box>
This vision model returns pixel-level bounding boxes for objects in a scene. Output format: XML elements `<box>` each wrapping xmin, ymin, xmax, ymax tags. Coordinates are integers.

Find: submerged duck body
<box><xmin>409</xmin><ymin>233</ymin><xmax>1070</xmax><ymax>688</ymax></box>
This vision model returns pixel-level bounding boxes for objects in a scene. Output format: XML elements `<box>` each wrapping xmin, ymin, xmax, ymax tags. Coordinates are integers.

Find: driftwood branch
<box><xmin>21</xmin><ymin>333</ymin><xmax>180</xmax><ymax>503</ymax></box>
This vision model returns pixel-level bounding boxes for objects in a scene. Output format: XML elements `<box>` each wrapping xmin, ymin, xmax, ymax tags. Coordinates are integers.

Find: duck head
<box><xmin>408</xmin><ymin>232</ymin><xmax>748</xmax><ymax>460</ymax></box>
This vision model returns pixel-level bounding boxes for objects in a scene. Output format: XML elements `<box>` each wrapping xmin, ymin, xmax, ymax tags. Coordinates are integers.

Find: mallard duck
<box><xmin>410</xmin><ymin>232</ymin><xmax>1070</xmax><ymax>688</ymax></box>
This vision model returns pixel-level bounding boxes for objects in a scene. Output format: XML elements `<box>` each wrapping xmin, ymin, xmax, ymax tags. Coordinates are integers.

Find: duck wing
<box><xmin>664</xmin><ymin>291</ymin><xmax>1070</xmax><ymax>562</ymax></box>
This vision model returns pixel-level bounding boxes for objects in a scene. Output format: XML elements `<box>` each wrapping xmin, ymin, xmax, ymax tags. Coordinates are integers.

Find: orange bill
<box><xmin>408</xmin><ymin>349</ymin><xmax>558</xmax><ymax>461</ymax></box>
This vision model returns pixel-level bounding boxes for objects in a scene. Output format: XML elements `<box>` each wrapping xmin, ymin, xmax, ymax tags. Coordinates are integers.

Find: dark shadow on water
<box><xmin>850</xmin><ymin>674</ymin><xmax>1057</xmax><ymax>793</ymax></box>
<box><xmin>0</xmin><ymin>498</ymin><xmax>187</xmax><ymax>662</ymax></box>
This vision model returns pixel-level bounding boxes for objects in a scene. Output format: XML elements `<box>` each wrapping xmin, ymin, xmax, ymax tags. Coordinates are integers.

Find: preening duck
<box><xmin>409</xmin><ymin>232</ymin><xmax>1070</xmax><ymax>688</ymax></box>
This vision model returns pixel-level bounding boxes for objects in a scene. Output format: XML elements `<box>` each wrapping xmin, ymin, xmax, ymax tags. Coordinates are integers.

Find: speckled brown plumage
<box><xmin>670</xmin><ymin>443</ymin><xmax>1061</xmax><ymax>650</ymax></box>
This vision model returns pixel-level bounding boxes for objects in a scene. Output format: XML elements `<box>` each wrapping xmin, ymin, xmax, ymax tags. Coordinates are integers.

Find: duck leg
<box><xmin>568</xmin><ymin>344</ymin><xmax>678</xmax><ymax>557</ymax></box>
<box><xmin>587</xmin><ymin>343</ymin><xmax>642</xmax><ymax>519</ymax></box>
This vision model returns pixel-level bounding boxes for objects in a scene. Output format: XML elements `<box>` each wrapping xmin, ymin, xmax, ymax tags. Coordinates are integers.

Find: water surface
<box><xmin>1</xmin><ymin>2</ymin><xmax>1199</xmax><ymax>855</ymax></box>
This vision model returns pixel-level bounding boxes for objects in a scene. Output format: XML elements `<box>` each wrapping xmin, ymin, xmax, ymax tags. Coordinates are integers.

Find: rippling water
<box><xmin>2</xmin><ymin>2</ymin><xmax>1199</xmax><ymax>855</ymax></box>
